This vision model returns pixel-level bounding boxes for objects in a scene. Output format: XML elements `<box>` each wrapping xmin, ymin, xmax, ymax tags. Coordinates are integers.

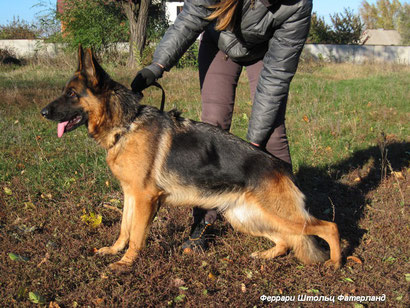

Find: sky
<box><xmin>0</xmin><ymin>0</ymin><xmax>409</xmax><ymax>25</ymax></box>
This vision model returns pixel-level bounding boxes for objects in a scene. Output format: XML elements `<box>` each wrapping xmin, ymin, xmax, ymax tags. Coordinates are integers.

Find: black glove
<box><xmin>131</xmin><ymin>63</ymin><xmax>164</xmax><ymax>93</ymax></box>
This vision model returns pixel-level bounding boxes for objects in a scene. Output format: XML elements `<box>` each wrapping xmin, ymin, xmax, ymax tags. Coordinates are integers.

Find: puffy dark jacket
<box><xmin>153</xmin><ymin>0</ymin><xmax>312</xmax><ymax>145</ymax></box>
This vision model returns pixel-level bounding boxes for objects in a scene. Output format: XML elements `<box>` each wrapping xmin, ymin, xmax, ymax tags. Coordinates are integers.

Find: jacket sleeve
<box><xmin>152</xmin><ymin>0</ymin><xmax>217</xmax><ymax>70</ymax></box>
<box><xmin>246</xmin><ymin>0</ymin><xmax>312</xmax><ymax>145</ymax></box>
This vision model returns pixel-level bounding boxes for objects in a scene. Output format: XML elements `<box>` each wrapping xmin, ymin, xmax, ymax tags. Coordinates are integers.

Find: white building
<box><xmin>164</xmin><ymin>0</ymin><xmax>184</xmax><ymax>24</ymax></box>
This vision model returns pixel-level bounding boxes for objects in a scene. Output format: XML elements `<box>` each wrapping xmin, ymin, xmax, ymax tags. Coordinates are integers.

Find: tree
<box><xmin>57</xmin><ymin>0</ymin><xmax>129</xmax><ymax>54</ymax></box>
<box><xmin>56</xmin><ymin>0</ymin><xmax>167</xmax><ymax>67</ymax></box>
<box><xmin>308</xmin><ymin>9</ymin><xmax>363</xmax><ymax>44</ymax></box>
<box><xmin>360</xmin><ymin>0</ymin><xmax>403</xmax><ymax>29</ymax></box>
<box><xmin>307</xmin><ymin>13</ymin><xmax>332</xmax><ymax>44</ymax></box>
<box><xmin>397</xmin><ymin>3</ymin><xmax>410</xmax><ymax>44</ymax></box>
<box><xmin>118</xmin><ymin>0</ymin><xmax>151</xmax><ymax>67</ymax></box>
<box><xmin>330</xmin><ymin>8</ymin><xmax>363</xmax><ymax>44</ymax></box>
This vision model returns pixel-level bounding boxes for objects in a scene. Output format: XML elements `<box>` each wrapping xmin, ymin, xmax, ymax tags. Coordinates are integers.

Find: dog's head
<box><xmin>41</xmin><ymin>45</ymin><xmax>111</xmax><ymax>138</ymax></box>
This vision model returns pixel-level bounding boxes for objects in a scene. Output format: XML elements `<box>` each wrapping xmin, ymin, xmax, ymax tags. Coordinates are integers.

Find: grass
<box><xmin>0</xmin><ymin>58</ymin><xmax>409</xmax><ymax>307</ymax></box>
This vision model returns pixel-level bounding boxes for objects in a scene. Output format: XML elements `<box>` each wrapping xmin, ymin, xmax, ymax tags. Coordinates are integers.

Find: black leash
<box><xmin>152</xmin><ymin>81</ymin><xmax>166</xmax><ymax>112</ymax></box>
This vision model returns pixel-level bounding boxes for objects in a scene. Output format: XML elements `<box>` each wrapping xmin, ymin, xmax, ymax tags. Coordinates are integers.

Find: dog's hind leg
<box><xmin>250</xmin><ymin>234</ymin><xmax>289</xmax><ymax>260</ymax></box>
<box><xmin>262</xmin><ymin>213</ymin><xmax>341</xmax><ymax>268</ymax></box>
<box><xmin>303</xmin><ymin>219</ymin><xmax>341</xmax><ymax>268</ymax></box>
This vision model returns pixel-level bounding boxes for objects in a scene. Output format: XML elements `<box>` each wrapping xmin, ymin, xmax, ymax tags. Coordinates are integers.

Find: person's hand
<box><xmin>131</xmin><ymin>63</ymin><xmax>164</xmax><ymax>93</ymax></box>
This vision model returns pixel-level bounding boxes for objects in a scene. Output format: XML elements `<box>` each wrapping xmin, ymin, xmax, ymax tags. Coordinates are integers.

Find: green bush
<box><xmin>58</xmin><ymin>0</ymin><xmax>128</xmax><ymax>54</ymax></box>
<box><xmin>0</xmin><ymin>17</ymin><xmax>38</xmax><ymax>39</ymax></box>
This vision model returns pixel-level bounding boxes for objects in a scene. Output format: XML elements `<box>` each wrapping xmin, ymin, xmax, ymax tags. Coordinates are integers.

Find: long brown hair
<box><xmin>207</xmin><ymin>0</ymin><xmax>240</xmax><ymax>31</ymax></box>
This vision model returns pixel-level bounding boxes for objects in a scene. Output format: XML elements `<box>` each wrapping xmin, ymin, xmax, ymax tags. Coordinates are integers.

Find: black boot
<box><xmin>181</xmin><ymin>218</ymin><xmax>213</xmax><ymax>253</ymax></box>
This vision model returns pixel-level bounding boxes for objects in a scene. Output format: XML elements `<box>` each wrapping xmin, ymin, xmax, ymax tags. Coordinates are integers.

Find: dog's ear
<box><xmin>80</xmin><ymin>48</ymin><xmax>109</xmax><ymax>88</ymax></box>
<box><xmin>77</xmin><ymin>44</ymin><xmax>85</xmax><ymax>72</ymax></box>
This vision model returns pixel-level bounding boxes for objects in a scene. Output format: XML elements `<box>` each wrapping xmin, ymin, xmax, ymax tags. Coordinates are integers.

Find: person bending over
<box><xmin>132</xmin><ymin>0</ymin><xmax>313</xmax><ymax>252</ymax></box>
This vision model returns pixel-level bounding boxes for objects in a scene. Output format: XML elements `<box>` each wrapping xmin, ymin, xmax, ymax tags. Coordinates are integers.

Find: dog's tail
<box><xmin>288</xmin><ymin>234</ymin><xmax>328</xmax><ymax>264</ymax></box>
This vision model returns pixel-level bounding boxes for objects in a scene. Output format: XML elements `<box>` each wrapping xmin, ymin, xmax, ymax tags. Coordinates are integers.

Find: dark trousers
<box><xmin>193</xmin><ymin>31</ymin><xmax>292</xmax><ymax>225</ymax></box>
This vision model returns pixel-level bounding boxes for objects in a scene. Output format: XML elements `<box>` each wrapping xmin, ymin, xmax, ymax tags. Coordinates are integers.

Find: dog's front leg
<box><xmin>97</xmin><ymin>192</ymin><xmax>135</xmax><ymax>256</ymax></box>
<box><xmin>108</xmin><ymin>188</ymin><xmax>160</xmax><ymax>271</ymax></box>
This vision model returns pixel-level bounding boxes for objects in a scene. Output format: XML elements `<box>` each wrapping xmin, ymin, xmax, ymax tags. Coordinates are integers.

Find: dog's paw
<box><xmin>250</xmin><ymin>251</ymin><xmax>262</xmax><ymax>259</ymax></box>
<box><xmin>96</xmin><ymin>246</ymin><xmax>118</xmax><ymax>256</ymax></box>
<box><xmin>324</xmin><ymin>258</ymin><xmax>342</xmax><ymax>269</ymax></box>
<box><xmin>108</xmin><ymin>261</ymin><xmax>132</xmax><ymax>273</ymax></box>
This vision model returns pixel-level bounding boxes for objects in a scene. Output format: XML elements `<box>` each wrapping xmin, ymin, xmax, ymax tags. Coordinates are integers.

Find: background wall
<box><xmin>1</xmin><ymin>40</ymin><xmax>410</xmax><ymax>64</ymax></box>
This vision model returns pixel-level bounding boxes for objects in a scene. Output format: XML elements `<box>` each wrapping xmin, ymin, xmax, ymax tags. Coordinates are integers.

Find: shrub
<box><xmin>58</xmin><ymin>0</ymin><xmax>129</xmax><ymax>54</ymax></box>
<box><xmin>0</xmin><ymin>17</ymin><xmax>38</xmax><ymax>39</ymax></box>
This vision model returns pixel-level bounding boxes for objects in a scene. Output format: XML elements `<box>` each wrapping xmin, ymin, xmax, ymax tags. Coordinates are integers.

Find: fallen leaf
<box><xmin>343</xmin><ymin>277</ymin><xmax>354</xmax><ymax>283</ymax></box>
<box><xmin>3</xmin><ymin>187</ymin><xmax>12</xmax><ymax>195</ymax></box>
<box><xmin>241</xmin><ymin>283</ymin><xmax>246</xmax><ymax>293</ymax></box>
<box><xmin>383</xmin><ymin>256</ymin><xmax>396</xmax><ymax>264</ymax></box>
<box><xmin>24</xmin><ymin>202</ymin><xmax>36</xmax><ymax>210</ymax></box>
<box><xmin>392</xmin><ymin>171</ymin><xmax>404</xmax><ymax>179</ymax></box>
<box><xmin>94</xmin><ymin>298</ymin><xmax>104</xmax><ymax>305</ymax></box>
<box><xmin>41</xmin><ymin>193</ymin><xmax>53</xmax><ymax>200</ymax></box>
<box><xmin>208</xmin><ymin>272</ymin><xmax>216</xmax><ymax>281</ymax></box>
<box><xmin>303</xmin><ymin>115</ymin><xmax>310</xmax><ymax>123</ymax></box>
<box><xmin>404</xmin><ymin>274</ymin><xmax>410</xmax><ymax>282</ymax></box>
<box><xmin>354</xmin><ymin>177</ymin><xmax>361</xmax><ymax>182</ymax></box>
<box><xmin>347</xmin><ymin>256</ymin><xmax>363</xmax><ymax>264</ymax></box>
<box><xmin>37</xmin><ymin>252</ymin><xmax>50</xmax><ymax>267</ymax></box>
<box><xmin>174</xmin><ymin>294</ymin><xmax>186</xmax><ymax>303</ymax></box>
<box><xmin>29</xmin><ymin>292</ymin><xmax>46</xmax><ymax>304</ymax></box>
<box><xmin>49</xmin><ymin>301</ymin><xmax>61</xmax><ymax>308</ymax></box>
<box><xmin>221</xmin><ymin>257</ymin><xmax>233</xmax><ymax>263</ymax></box>
<box><xmin>81</xmin><ymin>211</ymin><xmax>102</xmax><ymax>228</ymax></box>
<box><xmin>307</xmin><ymin>289</ymin><xmax>320</xmax><ymax>294</ymax></box>
<box><xmin>172</xmin><ymin>278</ymin><xmax>185</xmax><ymax>287</ymax></box>
<box><xmin>17</xmin><ymin>163</ymin><xmax>25</xmax><ymax>170</ymax></box>
<box><xmin>9</xmin><ymin>253</ymin><xmax>29</xmax><ymax>262</ymax></box>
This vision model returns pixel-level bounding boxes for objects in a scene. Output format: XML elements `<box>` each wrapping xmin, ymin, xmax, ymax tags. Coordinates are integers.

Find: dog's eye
<box><xmin>66</xmin><ymin>89</ymin><xmax>77</xmax><ymax>98</ymax></box>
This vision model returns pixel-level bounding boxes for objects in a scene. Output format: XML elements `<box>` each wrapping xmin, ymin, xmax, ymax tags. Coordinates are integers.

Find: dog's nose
<box><xmin>41</xmin><ymin>107</ymin><xmax>49</xmax><ymax>118</ymax></box>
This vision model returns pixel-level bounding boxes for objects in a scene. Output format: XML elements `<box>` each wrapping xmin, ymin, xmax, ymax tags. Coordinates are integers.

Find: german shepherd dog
<box><xmin>41</xmin><ymin>47</ymin><xmax>341</xmax><ymax>271</ymax></box>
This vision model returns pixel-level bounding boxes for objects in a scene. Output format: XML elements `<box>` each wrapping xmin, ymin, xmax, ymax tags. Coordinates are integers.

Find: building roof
<box><xmin>361</xmin><ymin>29</ymin><xmax>402</xmax><ymax>46</ymax></box>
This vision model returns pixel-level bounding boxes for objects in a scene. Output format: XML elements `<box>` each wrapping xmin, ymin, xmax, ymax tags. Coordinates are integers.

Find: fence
<box><xmin>1</xmin><ymin>40</ymin><xmax>409</xmax><ymax>64</ymax></box>
<box><xmin>303</xmin><ymin>44</ymin><xmax>410</xmax><ymax>64</ymax></box>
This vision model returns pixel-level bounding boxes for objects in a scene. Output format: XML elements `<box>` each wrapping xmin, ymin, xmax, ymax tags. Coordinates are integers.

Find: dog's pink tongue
<box><xmin>57</xmin><ymin>121</ymin><xmax>69</xmax><ymax>138</ymax></box>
